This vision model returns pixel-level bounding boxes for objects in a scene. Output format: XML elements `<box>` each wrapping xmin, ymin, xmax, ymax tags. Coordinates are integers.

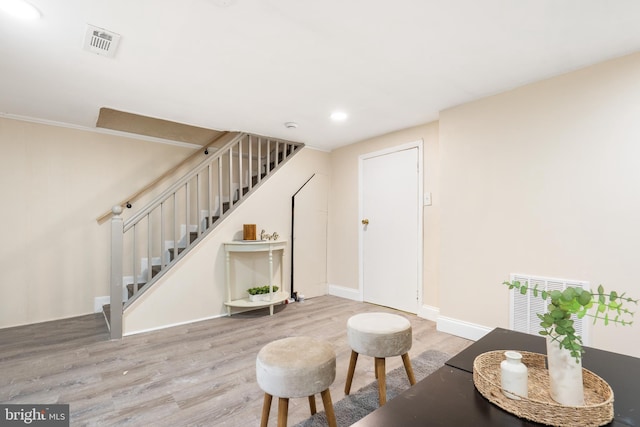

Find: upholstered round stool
<box><xmin>344</xmin><ymin>312</ymin><xmax>416</xmax><ymax>405</ymax></box>
<box><xmin>256</xmin><ymin>336</ymin><xmax>337</xmax><ymax>427</ymax></box>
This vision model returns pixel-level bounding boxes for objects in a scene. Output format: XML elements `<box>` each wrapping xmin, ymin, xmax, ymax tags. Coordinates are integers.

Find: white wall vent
<box><xmin>509</xmin><ymin>273</ymin><xmax>590</xmax><ymax>345</ymax></box>
<box><xmin>83</xmin><ymin>25</ymin><xmax>121</xmax><ymax>57</ymax></box>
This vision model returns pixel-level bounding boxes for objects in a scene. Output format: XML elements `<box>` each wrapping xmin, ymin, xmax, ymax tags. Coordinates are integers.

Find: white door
<box><xmin>361</xmin><ymin>144</ymin><xmax>421</xmax><ymax>313</ymax></box>
<box><xmin>293</xmin><ymin>174</ymin><xmax>329</xmax><ymax>298</ymax></box>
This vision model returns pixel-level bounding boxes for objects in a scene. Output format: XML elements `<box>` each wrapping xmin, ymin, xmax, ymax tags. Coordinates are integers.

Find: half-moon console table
<box><xmin>223</xmin><ymin>240</ymin><xmax>288</xmax><ymax>316</ymax></box>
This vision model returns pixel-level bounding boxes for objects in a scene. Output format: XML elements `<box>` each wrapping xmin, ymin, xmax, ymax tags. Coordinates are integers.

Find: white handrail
<box><xmin>123</xmin><ymin>133</ymin><xmax>246</xmax><ymax>230</ymax></box>
<box><xmin>107</xmin><ymin>132</ymin><xmax>303</xmax><ymax>338</ymax></box>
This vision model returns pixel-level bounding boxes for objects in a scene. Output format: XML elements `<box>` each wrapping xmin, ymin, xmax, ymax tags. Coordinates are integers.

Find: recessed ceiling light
<box><xmin>330</xmin><ymin>111</ymin><xmax>348</xmax><ymax>121</ymax></box>
<box><xmin>0</xmin><ymin>0</ymin><xmax>41</xmax><ymax>20</ymax></box>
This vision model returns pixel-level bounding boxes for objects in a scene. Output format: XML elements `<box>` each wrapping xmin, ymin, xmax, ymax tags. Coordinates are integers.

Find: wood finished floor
<box><xmin>0</xmin><ymin>296</ymin><xmax>472</xmax><ymax>426</ymax></box>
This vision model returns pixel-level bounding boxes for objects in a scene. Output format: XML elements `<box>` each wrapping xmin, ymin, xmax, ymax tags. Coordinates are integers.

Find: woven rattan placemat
<box><xmin>473</xmin><ymin>350</ymin><xmax>613</xmax><ymax>427</ymax></box>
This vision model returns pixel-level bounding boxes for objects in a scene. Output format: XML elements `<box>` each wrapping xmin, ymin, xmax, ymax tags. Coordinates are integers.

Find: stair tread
<box><xmin>114</xmin><ymin>141</ymin><xmax>302</xmax><ymax>311</ymax></box>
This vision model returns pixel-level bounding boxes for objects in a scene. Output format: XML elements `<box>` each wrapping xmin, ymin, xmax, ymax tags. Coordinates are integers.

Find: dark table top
<box><xmin>351</xmin><ymin>365</ymin><xmax>542</xmax><ymax>427</ymax></box>
<box><xmin>353</xmin><ymin>327</ymin><xmax>639</xmax><ymax>427</ymax></box>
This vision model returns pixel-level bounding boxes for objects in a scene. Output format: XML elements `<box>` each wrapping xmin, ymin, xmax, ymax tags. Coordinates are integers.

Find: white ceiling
<box><xmin>1</xmin><ymin>0</ymin><xmax>640</xmax><ymax>151</ymax></box>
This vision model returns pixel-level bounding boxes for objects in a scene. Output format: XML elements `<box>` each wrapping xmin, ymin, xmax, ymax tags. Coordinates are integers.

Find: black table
<box><xmin>352</xmin><ymin>328</ymin><xmax>639</xmax><ymax>427</ymax></box>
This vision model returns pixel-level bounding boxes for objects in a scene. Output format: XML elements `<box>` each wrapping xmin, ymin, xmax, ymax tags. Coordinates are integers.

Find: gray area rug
<box><xmin>293</xmin><ymin>349</ymin><xmax>450</xmax><ymax>427</ymax></box>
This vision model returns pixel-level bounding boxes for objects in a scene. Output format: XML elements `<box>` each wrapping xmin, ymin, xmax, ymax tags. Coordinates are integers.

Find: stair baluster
<box><xmin>106</xmin><ymin>133</ymin><xmax>303</xmax><ymax>338</ymax></box>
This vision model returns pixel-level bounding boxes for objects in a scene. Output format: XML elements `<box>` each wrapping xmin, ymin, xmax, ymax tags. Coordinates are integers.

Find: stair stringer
<box><xmin>122</xmin><ymin>147</ymin><xmax>327</xmax><ymax>335</ymax></box>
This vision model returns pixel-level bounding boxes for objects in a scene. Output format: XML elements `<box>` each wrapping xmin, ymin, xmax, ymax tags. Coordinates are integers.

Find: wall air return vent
<box><xmin>509</xmin><ymin>273</ymin><xmax>590</xmax><ymax>345</ymax></box>
<box><xmin>83</xmin><ymin>25</ymin><xmax>121</xmax><ymax>58</ymax></box>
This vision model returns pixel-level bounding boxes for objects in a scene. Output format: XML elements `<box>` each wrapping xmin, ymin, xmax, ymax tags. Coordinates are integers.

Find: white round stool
<box><xmin>344</xmin><ymin>312</ymin><xmax>416</xmax><ymax>405</ymax></box>
<box><xmin>256</xmin><ymin>336</ymin><xmax>337</xmax><ymax>427</ymax></box>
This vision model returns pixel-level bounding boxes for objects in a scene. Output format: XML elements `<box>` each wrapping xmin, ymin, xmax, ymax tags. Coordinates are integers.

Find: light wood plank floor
<box><xmin>0</xmin><ymin>296</ymin><xmax>472</xmax><ymax>426</ymax></box>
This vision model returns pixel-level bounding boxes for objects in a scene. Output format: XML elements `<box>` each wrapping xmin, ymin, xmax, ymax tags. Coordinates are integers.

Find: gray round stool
<box><xmin>344</xmin><ymin>312</ymin><xmax>416</xmax><ymax>405</ymax></box>
<box><xmin>256</xmin><ymin>336</ymin><xmax>337</xmax><ymax>427</ymax></box>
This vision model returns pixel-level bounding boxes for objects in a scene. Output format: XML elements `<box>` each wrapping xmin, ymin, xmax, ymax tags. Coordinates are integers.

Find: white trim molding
<box><xmin>437</xmin><ymin>316</ymin><xmax>493</xmax><ymax>342</ymax></box>
<box><xmin>124</xmin><ymin>313</ymin><xmax>228</xmax><ymax>336</ymax></box>
<box><xmin>0</xmin><ymin>112</ymin><xmax>203</xmax><ymax>149</ymax></box>
<box><xmin>418</xmin><ymin>304</ymin><xmax>439</xmax><ymax>322</ymax></box>
<box><xmin>328</xmin><ymin>284</ymin><xmax>361</xmax><ymax>301</ymax></box>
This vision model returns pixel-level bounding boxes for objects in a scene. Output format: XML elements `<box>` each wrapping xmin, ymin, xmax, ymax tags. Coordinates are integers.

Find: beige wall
<box><xmin>327</xmin><ymin>122</ymin><xmax>440</xmax><ymax>308</ymax></box>
<box><xmin>439</xmin><ymin>52</ymin><xmax>640</xmax><ymax>357</ymax></box>
<box><xmin>0</xmin><ymin>118</ymin><xmax>329</xmax><ymax>333</ymax></box>
<box><xmin>4</xmin><ymin>51</ymin><xmax>640</xmax><ymax>359</ymax></box>
<box><xmin>0</xmin><ymin>117</ymin><xmax>194</xmax><ymax>328</ymax></box>
<box><xmin>124</xmin><ymin>147</ymin><xmax>330</xmax><ymax>334</ymax></box>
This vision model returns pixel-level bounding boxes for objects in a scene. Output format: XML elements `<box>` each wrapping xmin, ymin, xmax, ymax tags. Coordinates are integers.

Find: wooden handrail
<box><xmin>96</xmin><ymin>132</ymin><xmax>231</xmax><ymax>224</ymax></box>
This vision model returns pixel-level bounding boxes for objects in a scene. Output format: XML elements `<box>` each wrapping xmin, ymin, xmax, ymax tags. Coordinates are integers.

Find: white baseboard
<box><xmin>326</xmin><ymin>292</ymin><xmax>492</xmax><ymax>343</ymax></box>
<box><xmin>436</xmin><ymin>315</ymin><xmax>493</xmax><ymax>342</ymax></box>
<box><xmin>328</xmin><ymin>284</ymin><xmax>361</xmax><ymax>301</ymax></box>
<box><xmin>418</xmin><ymin>304</ymin><xmax>439</xmax><ymax>322</ymax></box>
<box><xmin>124</xmin><ymin>312</ymin><xmax>228</xmax><ymax>337</ymax></box>
<box><xmin>94</xmin><ymin>296</ymin><xmax>110</xmax><ymax>313</ymax></box>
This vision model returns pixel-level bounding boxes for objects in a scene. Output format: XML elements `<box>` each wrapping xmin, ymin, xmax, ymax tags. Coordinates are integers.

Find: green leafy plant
<box><xmin>247</xmin><ymin>285</ymin><xmax>279</xmax><ymax>295</ymax></box>
<box><xmin>504</xmin><ymin>281</ymin><xmax>637</xmax><ymax>362</ymax></box>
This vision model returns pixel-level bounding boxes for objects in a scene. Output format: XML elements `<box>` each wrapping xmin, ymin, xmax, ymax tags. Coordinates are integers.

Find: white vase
<box><xmin>500</xmin><ymin>351</ymin><xmax>528</xmax><ymax>399</ymax></box>
<box><xmin>546</xmin><ymin>334</ymin><xmax>585</xmax><ymax>406</ymax></box>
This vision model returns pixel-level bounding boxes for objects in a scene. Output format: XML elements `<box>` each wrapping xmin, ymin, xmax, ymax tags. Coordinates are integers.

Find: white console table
<box><xmin>223</xmin><ymin>240</ymin><xmax>288</xmax><ymax>316</ymax></box>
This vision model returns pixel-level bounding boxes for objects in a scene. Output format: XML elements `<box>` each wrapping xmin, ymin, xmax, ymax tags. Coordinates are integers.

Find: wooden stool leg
<box><xmin>401</xmin><ymin>353</ymin><xmax>416</xmax><ymax>385</ymax></box>
<box><xmin>375</xmin><ymin>357</ymin><xmax>386</xmax><ymax>405</ymax></box>
<box><xmin>344</xmin><ymin>350</ymin><xmax>359</xmax><ymax>394</ymax></box>
<box><xmin>308</xmin><ymin>395</ymin><xmax>317</xmax><ymax>415</ymax></box>
<box><xmin>277</xmin><ymin>398</ymin><xmax>289</xmax><ymax>427</ymax></box>
<box><xmin>321</xmin><ymin>389</ymin><xmax>338</xmax><ymax>427</ymax></box>
<box><xmin>260</xmin><ymin>393</ymin><xmax>272</xmax><ymax>427</ymax></box>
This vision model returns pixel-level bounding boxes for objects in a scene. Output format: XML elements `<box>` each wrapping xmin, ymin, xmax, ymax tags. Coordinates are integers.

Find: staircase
<box><xmin>105</xmin><ymin>132</ymin><xmax>304</xmax><ymax>338</ymax></box>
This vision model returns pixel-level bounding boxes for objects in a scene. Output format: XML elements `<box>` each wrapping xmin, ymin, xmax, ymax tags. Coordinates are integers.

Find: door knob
<box><xmin>361</xmin><ymin>219</ymin><xmax>369</xmax><ymax>225</ymax></box>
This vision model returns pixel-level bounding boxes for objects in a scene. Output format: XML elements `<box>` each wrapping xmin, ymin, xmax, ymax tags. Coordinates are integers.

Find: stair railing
<box><xmin>96</xmin><ymin>131</ymin><xmax>234</xmax><ymax>224</ymax></box>
<box><xmin>109</xmin><ymin>132</ymin><xmax>303</xmax><ymax>339</ymax></box>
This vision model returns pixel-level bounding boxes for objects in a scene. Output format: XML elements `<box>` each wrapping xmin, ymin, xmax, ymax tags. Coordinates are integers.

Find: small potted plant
<box><xmin>247</xmin><ymin>287</ymin><xmax>262</xmax><ymax>302</ymax></box>
<box><xmin>504</xmin><ymin>280</ymin><xmax>636</xmax><ymax>405</ymax></box>
<box><xmin>258</xmin><ymin>285</ymin><xmax>278</xmax><ymax>301</ymax></box>
<box><xmin>247</xmin><ymin>285</ymin><xmax>279</xmax><ymax>302</ymax></box>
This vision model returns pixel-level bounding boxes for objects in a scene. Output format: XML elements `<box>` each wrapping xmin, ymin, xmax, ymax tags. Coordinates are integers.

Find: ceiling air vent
<box><xmin>83</xmin><ymin>25</ymin><xmax>121</xmax><ymax>58</ymax></box>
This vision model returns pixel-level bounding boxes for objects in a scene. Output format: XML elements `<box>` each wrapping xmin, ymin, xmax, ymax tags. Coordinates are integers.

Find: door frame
<box><xmin>358</xmin><ymin>139</ymin><xmax>424</xmax><ymax>311</ymax></box>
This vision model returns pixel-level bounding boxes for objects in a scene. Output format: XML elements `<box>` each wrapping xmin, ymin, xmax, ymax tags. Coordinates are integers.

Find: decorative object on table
<box><xmin>500</xmin><ymin>351</ymin><xmax>528</xmax><ymax>400</ymax></box>
<box><xmin>503</xmin><ymin>281</ymin><xmax>636</xmax><ymax>406</ymax></box>
<box><xmin>260</xmin><ymin>229</ymin><xmax>279</xmax><ymax>241</ymax></box>
<box><xmin>243</xmin><ymin>224</ymin><xmax>257</xmax><ymax>240</ymax></box>
<box><xmin>247</xmin><ymin>286</ymin><xmax>262</xmax><ymax>302</ymax></box>
<box><xmin>474</xmin><ymin>350</ymin><xmax>613</xmax><ymax>427</ymax></box>
<box><xmin>247</xmin><ymin>285</ymin><xmax>279</xmax><ymax>302</ymax></box>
